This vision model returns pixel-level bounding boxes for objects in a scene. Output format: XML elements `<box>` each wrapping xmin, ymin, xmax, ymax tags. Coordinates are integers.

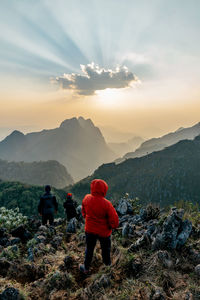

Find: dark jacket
<box><xmin>63</xmin><ymin>197</ymin><xmax>77</xmax><ymax>220</ymax></box>
<box><xmin>38</xmin><ymin>192</ymin><xmax>58</xmax><ymax>215</ymax></box>
<box><xmin>82</xmin><ymin>179</ymin><xmax>119</xmax><ymax>237</ymax></box>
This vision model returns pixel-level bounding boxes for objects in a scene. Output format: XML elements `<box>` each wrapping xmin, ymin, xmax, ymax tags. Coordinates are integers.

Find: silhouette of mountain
<box><xmin>116</xmin><ymin>122</ymin><xmax>200</xmax><ymax>163</ymax></box>
<box><xmin>70</xmin><ymin>135</ymin><xmax>200</xmax><ymax>206</ymax></box>
<box><xmin>108</xmin><ymin>136</ymin><xmax>144</xmax><ymax>157</ymax></box>
<box><xmin>0</xmin><ymin>159</ymin><xmax>73</xmax><ymax>188</ymax></box>
<box><xmin>0</xmin><ymin>117</ymin><xmax>115</xmax><ymax>181</ymax></box>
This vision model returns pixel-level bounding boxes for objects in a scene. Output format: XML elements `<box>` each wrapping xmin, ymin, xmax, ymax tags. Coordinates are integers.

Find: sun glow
<box><xmin>96</xmin><ymin>88</ymin><xmax>124</xmax><ymax>108</ymax></box>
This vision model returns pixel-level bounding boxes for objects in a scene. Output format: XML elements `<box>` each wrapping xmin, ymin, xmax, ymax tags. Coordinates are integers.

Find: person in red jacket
<box><xmin>79</xmin><ymin>179</ymin><xmax>119</xmax><ymax>274</ymax></box>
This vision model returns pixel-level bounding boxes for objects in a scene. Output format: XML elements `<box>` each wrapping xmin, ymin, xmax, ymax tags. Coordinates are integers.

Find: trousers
<box><xmin>84</xmin><ymin>232</ymin><xmax>111</xmax><ymax>270</ymax></box>
<box><xmin>42</xmin><ymin>213</ymin><xmax>54</xmax><ymax>225</ymax></box>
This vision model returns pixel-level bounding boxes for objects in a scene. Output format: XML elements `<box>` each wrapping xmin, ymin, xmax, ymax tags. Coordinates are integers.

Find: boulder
<box><xmin>157</xmin><ymin>250</ymin><xmax>173</xmax><ymax>268</ymax></box>
<box><xmin>0</xmin><ymin>287</ymin><xmax>22</xmax><ymax>300</ymax></box>
<box><xmin>195</xmin><ymin>264</ymin><xmax>200</xmax><ymax>277</ymax></box>
<box><xmin>66</xmin><ymin>217</ymin><xmax>78</xmax><ymax>233</ymax></box>
<box><xmin>11</xmin><ymin>225</ymin><xmax>31</xmax><ymax>242</ymax></box>
<box><xmin>50</xmin><ymin>236</ymin><xmax>62</xmax><ymax>249</ymax></box>
<box><xmin>0</xmin><ymin>227</ymin><xmax>7</xmax><ymax>238</ymax></box>
<box><xmin>116</xmin><ymin>199</ymin><xmax>133</xmax><ymax>216</ymax></box>
<box><xmin>0</xmin><ymin>258</ymin><xmax>11</xmax><ymax>276</ymax></box>
<box><xmin>152</xmin><ymin>208</ymin><xmax>192</xmax><ymax>250</ymax></box>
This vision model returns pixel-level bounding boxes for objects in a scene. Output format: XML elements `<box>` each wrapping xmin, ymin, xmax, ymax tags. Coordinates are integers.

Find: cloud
<box><xmin>53</xmin><ymin>63</ymin><xmax>139</xmax><ymax>95</ymax></box>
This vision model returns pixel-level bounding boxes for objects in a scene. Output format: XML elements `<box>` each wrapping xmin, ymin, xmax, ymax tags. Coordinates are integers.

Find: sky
<box><xmin>0</xmin><ymin>0</ymin><xmax>200</xmax><ymax>141</ymax></box>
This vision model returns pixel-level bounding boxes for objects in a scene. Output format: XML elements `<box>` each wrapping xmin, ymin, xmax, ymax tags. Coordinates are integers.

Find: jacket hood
<box><xmin>91</xmin><ymin>179</ymin><xmax>108</xmax><ymax>197</ymax></box>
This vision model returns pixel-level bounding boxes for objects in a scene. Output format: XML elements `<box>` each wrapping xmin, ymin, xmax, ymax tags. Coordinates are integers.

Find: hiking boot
<box><xmin>79</xmin><ymin>264</ymin><xmax>89</xmax><ymax>274</ymax></box>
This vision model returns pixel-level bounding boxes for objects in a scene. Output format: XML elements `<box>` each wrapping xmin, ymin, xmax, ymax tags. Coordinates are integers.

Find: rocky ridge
<box><xmin>0</xmin><ymin>199</ymin><xmax>200</xmax><ymax>299</ymax></box>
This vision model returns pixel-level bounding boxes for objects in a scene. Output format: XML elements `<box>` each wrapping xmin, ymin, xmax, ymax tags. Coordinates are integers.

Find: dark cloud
<box><xmin>54</xmin><ymin>63</ymin><xmax>139</xmax><ymax>95</ymax></box>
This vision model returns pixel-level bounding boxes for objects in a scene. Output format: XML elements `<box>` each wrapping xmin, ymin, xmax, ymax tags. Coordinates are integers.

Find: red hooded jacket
<box><xmin>82</xmin><ymin>179</ymin><xmax>119</xmax><ymax>237</ymax></box>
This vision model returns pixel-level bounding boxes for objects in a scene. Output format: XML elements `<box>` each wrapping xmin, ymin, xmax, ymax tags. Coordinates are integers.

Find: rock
<box><xmin>126</xmin><ymin>258</ymin><xmax>142</xmax><ymax>277</ymax></box>
<box><xmin>157</xmin><ymin>250</ymin><xmax>173</xmax><ymax>268</ymax></box>
<box><xmin>188</xmin><ymin>248</ymin><xmax>200</xmax><ymax>264</ymax></box>
<box><xmin>152</xmin><ymin>289</ymin><xmax>165</xmax><ymax>300</ymax></box>
<box><xmin>176</xmin><ymin>220</ymin><xmax>192</xmax><ymax>248</ymax></box>
<box><xmin>36</xmin><ymin>235</ymin><xmax>46</xmax><ymax>244</ymax></box>
<box><xmin>38</xmin><ymin>225</ymin><xmax>48</xmax><ymax>232</ymax></box>
<box><xmin>66</xmin><ymin>217</ymin><xmax>78</xmax><ymax>233</ymax></box>
<box><xmin>195</xmin><ymin>264</ymin><xmax>200</xmax><ymax>277</ymax></box>
<box><xmin>128</xmin><ymin>233</ymin><xmax>150</xmax><ymax>252</ymax></box>
<box><xmin>98</xmin><ymin>274</ymin><xmax>111</xmax><ymax>288</ymax></box>
<box><xmin>54</xmin><ymin>218</ymin><xmax>65</xmax><ymax>226</ymax></box>
<box><xmin>0</xmin><ymin>258</ymin><xmax>11</xmax><ymax>276</ymax></box>
<box><xmin>64</xmin><ymin>256</ymin><xmax>74</xmax><ymax>268</ymax></box>
<box><xmin>50</xmin><ymin>236</ymin><xmax>62</xmax><ymax>249</ymax></box>
<box><xmin>152</xmin><ymin>208</ymin><xmax>192</xmax><ymax>250</ymax></box>
<box><xmin>46</xmin><ymin>271</ymin><xmax>72</xmax><ymax>290</ymax></box>
<box><xmin>0</xmin><ymin>237</ymin><xmax>10</xmax><ymax>247</ymax></box>
<box><xmin>0</xmin><ymin>227</ymin><xmax>7</xmax><ymax>238</ymax></box>
<box><xmin>81</xmin><ymin>274</ymin><xmax>111</xmax><ymax>299</ymax></box>
<box><xmin>122</xmin><ymin>222</ymin><xmax>135</xmax><ymax>237</ymax></box>
<box><xmin>76</xmin><ymin>205</ymin><xmax>84</xmax><ymax>222</ymax></box>
<box><xmin>9</xmin><ymin>237</ymin><xmax>21</xmax><ymax>245</ymax></box>
<box><xmin>0</xmin><ymin>287</ymin><xmax>22</xmax><ymax>300</ymax></box>
<box><xmin>11</xmin><ymin>225</ymin><xmax>31</xmax><ymax>242</ymax></box>
<box><xmin>27</xmin><ymin>247</ymin><xmax>34</xmax><ymax>262</ymax></box>
<box><xmin>140</xmin><ymin>204</ymin><xmax>160</xmax><ymax>222</ymax></box>
<box><xmin>116</xmin><ymin>198</ymin><xmax>133</xmax><ymax>216</ymax></box>
<box><xmin>27</xmin><ymin>217</ymin><xmax>41</xmax><ymax>231</ymax></box>
<box><xmin>8</xmin><ymin>262</ymin><xmax>46</xmax><ymax>283</ymax></box>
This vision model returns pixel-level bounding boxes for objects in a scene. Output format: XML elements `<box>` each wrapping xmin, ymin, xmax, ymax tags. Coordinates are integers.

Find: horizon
<box><xmin>0</xmin><ymin>116</ymin><xmax>199</xmax><ymax>144</ymax></box>
<box><xmin>1</xmin><ymin>0</ymin><xmax>200</xmax><ymax>141</ymax></box>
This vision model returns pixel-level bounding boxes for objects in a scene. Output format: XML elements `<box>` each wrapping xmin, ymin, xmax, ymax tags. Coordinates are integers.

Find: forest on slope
<box><xmin>70</xmin><ymin>136</ymin><xmax>200</xmax><ymax>207</ymax></box>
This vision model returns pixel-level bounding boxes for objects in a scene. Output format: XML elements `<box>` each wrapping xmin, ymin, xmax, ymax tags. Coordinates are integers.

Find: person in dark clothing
<box><xmin>38</xmin><ymin>185</ymin><xmax>58</xmax><ymax>226</ymax></box>
<box><xmin>63</xmin><ymin>193</ymin><xmax>77</xmax><ymax>221</ymax></box>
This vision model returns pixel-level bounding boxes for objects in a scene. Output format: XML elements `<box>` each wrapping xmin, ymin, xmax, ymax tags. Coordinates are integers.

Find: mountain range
<box><xmin>108</xmin><ymin>136</ymin><xmax>144</xmax><ymax>157</ymax></box>
<box><xmin>0</xmin><ymin>159</ymin><xmax>73</xmax><ymax>188</ymax></box>
<box><xmin>0</xmin><ymin>117</ymin><xmax>115</xmax><ymax>182</ymax></box>
<box><xmin>70</xmin><ymin>135</ymin><xmax>200</xmax><ymax>207</ymax></box>
<box><xmin>116</xmin><ymin>122</ymin><xmax>200</xmax><ymax>163</ymax></box>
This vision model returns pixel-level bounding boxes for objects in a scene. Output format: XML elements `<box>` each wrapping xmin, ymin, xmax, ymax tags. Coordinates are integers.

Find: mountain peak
<box><xmin>59</xmin><ymin>117</ymin><xmax>80</xmax><ymax>129</ymax></box>
<box><xmin>10</xmin><ymin>130</ymin><xmax>24</xmax><ymax>137</ymax></box>
<box><xmin>78</xmin><ymin>116</ymin><xmax>94</xmax><ymax>128</ymax></box>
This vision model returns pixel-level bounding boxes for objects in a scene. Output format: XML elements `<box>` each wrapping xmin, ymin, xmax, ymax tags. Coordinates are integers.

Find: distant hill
<box><xmin>0</xmin><ymin>159</ymin><xmax>73</xmax><ymax>189</ymax></box>
<box><xmin>0</xmin><ymin>180</ymin><xmax>67</xmax><ymax>217</ymax></box>
<box><xmin>116</xmin><ymin>122</ymin><xmax>200</xmax><ymax>163</ymax></box>
<box><xmin>70</xmin><ymin>135</ymin><xmax>200</xmax><ymax>207</ymax></box>
<box><xmin>108</xmin><ymin>136</ymin><xmax>144</xmax><ymax>157</ymax></box>
<box><xmin>0</xmin><ymin>117</ymin><xmax>116</xmax><ymax>181</ymax></box>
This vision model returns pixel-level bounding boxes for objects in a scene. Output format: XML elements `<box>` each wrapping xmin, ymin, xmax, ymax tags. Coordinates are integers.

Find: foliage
<box><xmin>0</xmin><ymin>245</ymin><xmax>20</xmax><ymax>260</ymax></box>
<box><xmin>0</xmin><ymin>207</ymin><xmax>27</xmax><ymax>231</ymax></box>
<box><xmin>70</xmin><ymin>136</ymin><xmax>200</xmax><ymax>207</ymax></box>
<box><xmin>0</xmin><ymin>159</ymin><xmax>73</xmax><ymax>189</ymax></box>
<box><xmin>0</xmin><ymin>180</ymin><xmax>67</xmax><ymax>217</ymax></box>
<box><xmin>173</xmin><ymin>199</ymin><xmax>200</xmax><ymax>226</ymax></box>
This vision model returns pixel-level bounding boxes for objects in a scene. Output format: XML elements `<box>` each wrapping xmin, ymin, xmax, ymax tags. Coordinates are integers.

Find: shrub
<box><xmin>0</xmin><ymin>207</ymin><xmax>27</xmax><ymax>231</ymax></box>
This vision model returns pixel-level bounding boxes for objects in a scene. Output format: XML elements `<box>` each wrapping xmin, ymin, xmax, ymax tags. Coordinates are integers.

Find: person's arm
<box><xmin>53</xmin><ymin>196</ymin><xmax>58</xmax><ymax>213</ymax></box>
<box><xmin>107</xmin><ymin>202</ymin><xmax>119</xmax><ymax>229</ymax></box>
<box><xmin>38</xmin><ymin>197</ymin><xmax>43</xmax><ymax>215</ymax></box>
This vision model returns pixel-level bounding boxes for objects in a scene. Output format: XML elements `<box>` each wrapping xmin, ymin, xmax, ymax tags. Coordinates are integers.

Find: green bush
<box><xmin>0</xmin><ymin>207</ymin><xmax>27</xmax><ymax>231</ymax></box>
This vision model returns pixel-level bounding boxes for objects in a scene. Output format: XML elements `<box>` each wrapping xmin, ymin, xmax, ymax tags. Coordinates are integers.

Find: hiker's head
<box><xmin>45</xmin><ymin>185</ymin><xmax>51</xmax><ymax>193</ymax></box>
<box><xmin>91</xmin><ymin>179</ymin><xmax>108</xmax><ymax>197</ymax></box>
<box><xmin>67</xmin><ymin>193</ymin><xmax>72</xmax><ymax>200</ymax></box>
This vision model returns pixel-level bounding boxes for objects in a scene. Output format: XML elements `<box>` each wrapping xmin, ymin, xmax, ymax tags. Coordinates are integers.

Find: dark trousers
<box><xmin>42</xmin><ymin>213</ymin><xmax>54</xmax><ymax>225</ymax></box>
<box><xmin>84</xmin><ymin>232</ymin><xmax>111</xmax><ymax>270</ymax></box>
